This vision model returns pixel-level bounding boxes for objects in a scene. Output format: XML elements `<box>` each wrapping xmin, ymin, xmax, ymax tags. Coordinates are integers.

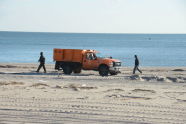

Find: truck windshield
<box><xmin>96</xmin><ymin>53</ymin><xmax>106</xmax><ymax>58</ymax></box>
<box><xmin>96</xmin><ymin>53</ymin><xmax>113</xmax><ymax>59</ymax></box>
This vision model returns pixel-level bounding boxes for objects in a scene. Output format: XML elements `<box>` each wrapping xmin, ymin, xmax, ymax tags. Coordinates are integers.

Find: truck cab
<box><xmin>82</xmin><ymin>51</ymin><xmax>99</xmax><ymax>70</ymax></box>
<box><xmin>82</xmin><ymin>50</ymin><xmax>121</xmax><ymax>76</ymax></box>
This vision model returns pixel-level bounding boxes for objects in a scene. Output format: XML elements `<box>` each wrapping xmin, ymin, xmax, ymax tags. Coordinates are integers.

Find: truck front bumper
<box><xmin>109</xmin><ymin>67</ymin><xmax>121</xmax><ymax>73</ymax></box>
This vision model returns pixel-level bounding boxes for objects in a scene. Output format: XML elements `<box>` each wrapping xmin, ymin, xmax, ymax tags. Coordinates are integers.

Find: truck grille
<box><xmin>113</xmin><ymin>62</ymin><xmax>121</xmax><ymax>67</ymax></box>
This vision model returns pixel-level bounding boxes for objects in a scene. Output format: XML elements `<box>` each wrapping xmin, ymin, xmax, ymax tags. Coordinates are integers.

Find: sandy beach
<box><xmin>0</xmin><ymin>63</ymin><xmax>186</xmax><ymax>124</ymax></box>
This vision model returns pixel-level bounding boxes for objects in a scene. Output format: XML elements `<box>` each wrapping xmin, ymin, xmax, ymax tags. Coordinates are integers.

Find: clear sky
<box><xmin>0</xmin><ymin>0</ymin><xmax>186</xmax><ymax>33</ymax></box>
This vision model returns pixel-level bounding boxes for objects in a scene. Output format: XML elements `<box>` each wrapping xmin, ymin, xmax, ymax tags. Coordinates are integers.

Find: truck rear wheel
<box><xmin>73</xmin><ymin>68</ymin><xmax>82</xmax><ymax>73</ymax></box>
<box><xmin>63</xmin><ymin>65</ymin><xmax>72</xmax><ymax>75</ymax></box>
<box><xmin>99</xmin><ymin>65</ymin><xmax>109</xmax><ymax>76</ymax></box>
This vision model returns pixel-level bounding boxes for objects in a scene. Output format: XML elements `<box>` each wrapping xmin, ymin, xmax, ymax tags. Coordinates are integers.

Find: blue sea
<box><xmin>0</xmin><ymin>31</ymin><xmax>186</xmax><ymax>66</ymax></box>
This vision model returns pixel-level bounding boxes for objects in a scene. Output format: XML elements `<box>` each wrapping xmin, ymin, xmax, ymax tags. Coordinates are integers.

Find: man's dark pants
<box><xmin>133</xmin><ymin>65</ymin><xmax>142</xmax><ymax>74</ymax></box>
<box><xmin>36</xmin><ymin>63</ymin><xmax>46</xmax><ymax>72</ymax></box>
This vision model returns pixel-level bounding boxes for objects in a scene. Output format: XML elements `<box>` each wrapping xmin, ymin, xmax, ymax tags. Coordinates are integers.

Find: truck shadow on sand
<box><xmin>0</xmin><ymin>71</ymin><xmax>57</xmax><ymax>76</ymax></box>
<box><xmin>0</xmin><ymin>71</ymin><xmax>94</xmax><ymax>76</ymax></box>
<box><xmin>15</xmin><ymin>72</ymin><xmax>57</xmax><ymax>76</ymax></box>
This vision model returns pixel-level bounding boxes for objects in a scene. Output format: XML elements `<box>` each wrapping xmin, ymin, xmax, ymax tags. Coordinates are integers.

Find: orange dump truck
<box><xmin>53</xmin><ymin>49</ymin><xmax>121</xmax><ymax>76</ymax></box>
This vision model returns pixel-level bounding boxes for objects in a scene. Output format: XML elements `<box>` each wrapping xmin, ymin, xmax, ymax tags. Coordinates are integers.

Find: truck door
<box><xmin>83</xmin><ymin>52</ymin><xmax>98</xmax><ymax>70</ymax></box>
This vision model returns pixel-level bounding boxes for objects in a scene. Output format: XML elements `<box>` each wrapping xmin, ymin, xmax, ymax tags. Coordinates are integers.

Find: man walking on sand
<box><xmin>133</xmin><ymin>55</ymin><xmax>142</xmax><ymax>74</ymax></box>
<box><xmin>36</xmin><ymin>52</ymin><xmax>46</xmax><ymax>73</ymax></box>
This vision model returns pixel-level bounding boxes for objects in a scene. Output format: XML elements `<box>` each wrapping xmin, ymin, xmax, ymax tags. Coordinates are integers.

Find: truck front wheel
<box><xmin>63</xmin><ymin>65</ymin><xmax>72</xmax><ymax>75</ymax></box>
<box><xmin>99</xmin><ymin>65</ymin><xmax>109</xmax><ymax>76</ymax></box>
<box><xmin>110</xmin><ymin>71</ymin><xmax>118</xmax><ymax>75</ymax></box>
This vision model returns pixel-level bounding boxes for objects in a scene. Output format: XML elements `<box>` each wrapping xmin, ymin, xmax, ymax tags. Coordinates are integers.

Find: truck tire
<box><xmin>55</xmin><ymin>61</ymin><xmax>61</xmax><ymax>70</ymax></box>
<box><xmin>73</xmin><ymin>68</ymin><xmax>82</xmax><ymax>73</ymax></box>
<box><xmin>110</xmin><ymin>72</ymin><xmax>118</xmax><ymax>75</ymax></box>
<box><xmin>99</xmin><ymin>65</ymin><xmax>109</xmax><ymax>76</ymax></box>
<box><xmin>63</xmin><ymin>65</ymin><xmax>72</xmax><ymax>75</ymax></box>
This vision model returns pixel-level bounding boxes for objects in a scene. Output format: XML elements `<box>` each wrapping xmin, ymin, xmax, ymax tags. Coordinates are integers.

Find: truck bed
<box><xmin>53</xmin><ymin>49</ymin><xmax>83</xmax><ymax>63</ymax></box>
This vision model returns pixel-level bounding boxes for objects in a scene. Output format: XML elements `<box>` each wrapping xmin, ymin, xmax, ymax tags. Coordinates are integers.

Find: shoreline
<box><xmin>1</xmin><ymin>62</ymin><xmax>186</xmax><ymax>67</ymax></box>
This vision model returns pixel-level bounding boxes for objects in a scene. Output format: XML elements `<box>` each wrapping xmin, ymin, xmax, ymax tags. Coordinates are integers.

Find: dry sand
<box><xmin>0</xmin><ymin>63</ymin><xmax>186</xmax><ymax>124</ymax></box>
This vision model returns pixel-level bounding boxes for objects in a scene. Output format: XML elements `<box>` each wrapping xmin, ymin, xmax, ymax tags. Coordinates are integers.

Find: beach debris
<box><xmin>156</xmin><ymin>76</ymin><xmax>166</xmax><ymax>82</ymax></box>
<box><xmin>0</xmin><ymin>81</ymin><xmax>24</xmax><ymax>86</ymax></box>
<box><xmin>166</xmin><ymin>77</ymin><xmax>186</xmax><ymax>83</ymax></box>
<box><xmin>141</xmin><ymin>76</ymin><xmax>157</xmax><ymax>81</ymax></box>
<box><xmin>30</xmin><ymin>83</ymin><xmax>49</xmax><ymax>88</ymax></box>
<box><xmin>129</xmin><ymin>75</ymin><xmax>186</xmax><ymax>83</ymax></box>
<box><xmin>0</xmin><ymin>65</ymin><xmax>17</xmax><ymax>68</ymax></box>
<box><xmin>10</xmin><ymin>81</ymin><xmax>24</xmax><ymax>85</ymax></box>
<box><xmin>79</xmin><ymin>84</ymin><xmax>97</xmax><ymax>90</ymax></box>
<box><xmin>106</xmin><ymin>94</ymin><xmax>151</xmax><ymax>100</ymax></box>
<box><xmin>104</xmin><ymin>88</ymin><xmax>124</xmax><ymax>92</ymax></box>
<box><xmin>54</xmin><ymin>85</ymin><xmax>62</xmax><ymax>89</ymax></box>
<box><xmin>65</xmin><ymin>84</ymin><xmax>80</xmax><ymax>91</ymax></box>
<box><xmin>64</xmin><ymin>84</ymin><xmax>97</xmax><ymax>91</ymax></box>
<box><xmin>172</xmin><ymin>69</ymin><xmax>184</xmax><ymax>72</ymax></box>
<box><xmin>177</xmin><ymin>77</ymin><xmax>186</xmax><ymax>83</ymax></box>
<box><xmin>166</xmin><ymin>77</ymin><xmax>178</xmax><ymax>82</ymax></box>
<box><xmin>107</xmin><ymin>94</ymin><xmax>122</xmax><ymax>98</ymax></box>
<box><xmin>129</xmin><ymin>75</ymin><xmax>141</xmax><ymax>80</ymax></box>
<box><xmin>132</xmin><ymin>89</ymin><xmax>156</xmax><ymax>93</ymax></box>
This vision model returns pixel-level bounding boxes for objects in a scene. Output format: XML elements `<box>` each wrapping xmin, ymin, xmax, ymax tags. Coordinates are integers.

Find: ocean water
<box><xmin>0</xmin><ymin>31</ymin><xmax>186</xmax><ymax>66</ymax></box>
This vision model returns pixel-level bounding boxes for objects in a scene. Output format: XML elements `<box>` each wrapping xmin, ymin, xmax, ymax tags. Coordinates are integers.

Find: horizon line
<box><xmin>0</xmin><ymin>30</ymin><xmax>186</xmax><ymax>35</ymax></box>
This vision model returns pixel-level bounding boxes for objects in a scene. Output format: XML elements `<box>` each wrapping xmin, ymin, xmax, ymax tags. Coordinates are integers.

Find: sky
<box><xmin>0</xmin><ymin>0</ymin><xmax>186</xmax><ymax>33</ymax></box>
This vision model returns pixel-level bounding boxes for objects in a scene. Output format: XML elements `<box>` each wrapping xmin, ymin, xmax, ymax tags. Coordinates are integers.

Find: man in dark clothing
<box><xmin>36</xmin><ymin>52</ymin><xmax>46</xmax><ymax>73</ymax></box>
<box><xmin>133</xmin><ymin>55</ymin><xmax>142</xmax><ymax>74</ymax></box>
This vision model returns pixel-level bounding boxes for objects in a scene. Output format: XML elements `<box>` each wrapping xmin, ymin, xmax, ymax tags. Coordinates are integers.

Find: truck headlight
<box><xmin>109</xmin><ymin>62</ymin><xmax>113</xmax><ymax>67</ymax></box>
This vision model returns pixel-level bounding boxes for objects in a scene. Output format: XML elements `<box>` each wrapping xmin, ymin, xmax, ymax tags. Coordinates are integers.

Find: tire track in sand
<box><xmin>0</xmin><ymin>97</ymin><xmax>186</xmax><ymax>124</ymax></box>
